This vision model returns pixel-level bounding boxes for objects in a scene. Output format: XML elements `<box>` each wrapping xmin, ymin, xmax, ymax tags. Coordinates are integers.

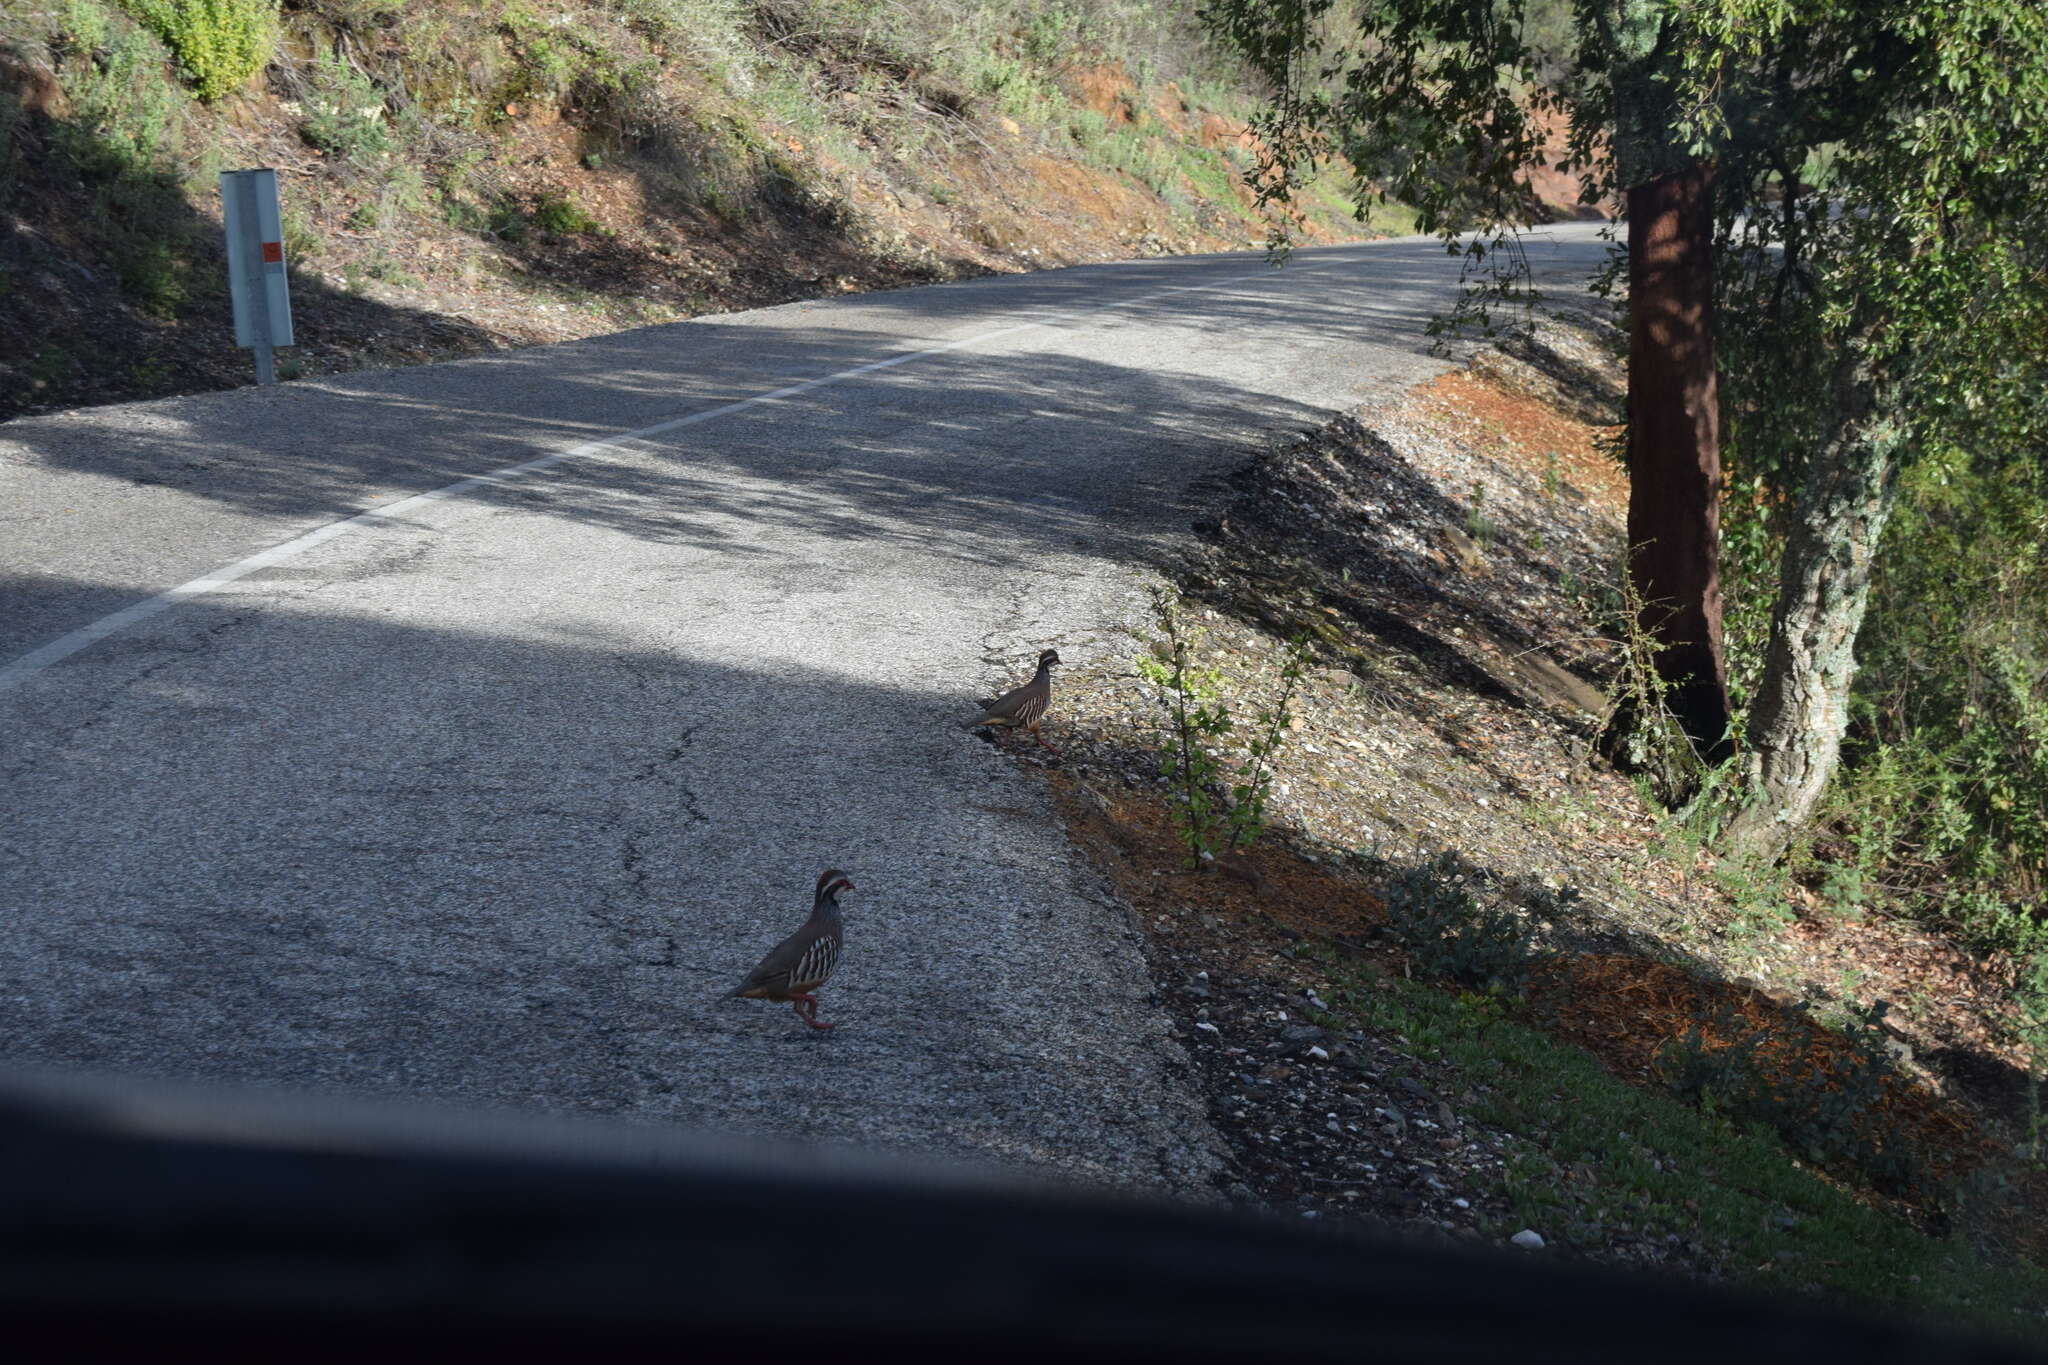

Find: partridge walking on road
<box><xmin>964</xmin><ymin>648</ymin><xmax>1062</xmax><ymax>752</ymax></box>
<box><xmin>725</xmin><ymin>870</ymin><xmax>852</xmax><ymax>1031</ymax></box>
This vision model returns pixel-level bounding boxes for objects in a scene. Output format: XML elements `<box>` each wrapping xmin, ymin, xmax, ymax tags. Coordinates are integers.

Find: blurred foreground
<box><xmin>0</xmin><ymin>1068</ymin><xmax>2037</xmax><ymax>1362</ymax></box>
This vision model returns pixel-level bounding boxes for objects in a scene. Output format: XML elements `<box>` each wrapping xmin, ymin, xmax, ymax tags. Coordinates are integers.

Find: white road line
<box><xmin>0</xmin><ymin>257</ymin><xmax>1335</xmax><ymax>693</ymax></box>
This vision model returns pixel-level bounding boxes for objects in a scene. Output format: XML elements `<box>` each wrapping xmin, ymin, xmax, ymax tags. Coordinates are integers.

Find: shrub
<box><xmin>531</xmin><ymin>191</ymin><xmax>599</xmax><ymax>235</ymax></box>
<box><xmin>494</xmin><ymin>3</ymin><xmax>579</xmax><ymax>105</ymax></box>
<box><xmin>119</xmin><ymin>0</ymin><xmax>277</xmax><ymax>101</ymax></box>
<box><xmin>1019</xmin><ymin>4</ymin><xmax>1084</xmax><ymax>66</ymax></box>
<box><xmin>300</xmin><ymin>52</ymin><xmax>389</xmax><ymax>162</ymax></box>
<box><xmin>1653</xmin><ymin>1002</ymin><xmax>1920</xmax><ymax>1195</ymax></box>
<box><xmin>1812</xmin><ymin>449</ymin><xmax>2048</xmax><ymax>954</ymax></box>
<box><xmin>51</xmin><ymin>1</ymin><xmax>186</xmax><ymax>178</ymax></box>
<box><xmin>1379</xmin><ymin>850</ymin><xmax>1550</xmax><ymax>992</ymax></box>
<box><xmin>1716</xmin><ymin>319</ymin><xmax>2048</xmax><ymax>956</ymax></box>
<box><xmin>46</xmin><ymin>3</ymin><xmax>203</xmax><ymax>317</ymax></box>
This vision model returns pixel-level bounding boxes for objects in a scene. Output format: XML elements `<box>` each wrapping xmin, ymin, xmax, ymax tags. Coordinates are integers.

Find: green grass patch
<box><xmin>1312</xmin><ymin>947</ymin><xmax>2048</xmax><ymax>1331</ymax></box>
<box><xmin>1362</xmin><ymin>194</ymin><xmax>1420</xmax><ymax>236</ymax></box>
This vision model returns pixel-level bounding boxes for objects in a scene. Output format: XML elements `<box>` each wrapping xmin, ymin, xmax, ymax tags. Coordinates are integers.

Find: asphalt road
<box><xmin>0</xmin><ymin>226</ymin><xmax>1612</xmax><ymax>1193</ymax></box>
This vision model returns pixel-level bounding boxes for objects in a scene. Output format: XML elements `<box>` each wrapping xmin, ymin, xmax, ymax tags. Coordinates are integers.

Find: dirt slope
<box><xmin>1</xmin><ymin>3</ymin><xmax>1396</xmax><ymax>420</ymax></box>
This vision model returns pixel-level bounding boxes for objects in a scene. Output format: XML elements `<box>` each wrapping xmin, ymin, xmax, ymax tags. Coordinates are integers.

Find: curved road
<box><xmin>0</xmin><ymin>227</ymin><xmax>1610</xmax><ymax>1192</ymax></box>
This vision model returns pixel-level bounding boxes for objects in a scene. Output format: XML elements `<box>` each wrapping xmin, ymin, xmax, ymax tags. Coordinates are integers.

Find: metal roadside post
<box><xmin>220</xmin><ymin>169</ymin><xmax>294</xmax><ymax>385</ymax></box>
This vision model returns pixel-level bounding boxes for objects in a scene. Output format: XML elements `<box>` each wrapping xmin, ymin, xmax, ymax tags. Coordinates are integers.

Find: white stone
<box><xmin>1511</xmin><ymin>1229</ymin><xmax>1545</xmax><ymax>1250</ymax></box>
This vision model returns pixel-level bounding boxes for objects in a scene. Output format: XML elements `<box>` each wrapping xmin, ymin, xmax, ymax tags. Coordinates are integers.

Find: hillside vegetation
<box><xmin>0</xmin><ymin>0</ymin><xmax>1411</xmax><ymax>419</ymax></box>
<box><xmin>1043</xmin><ymin>313</ymin><xmax>2048</xmax><ymax>1330</ymax></box>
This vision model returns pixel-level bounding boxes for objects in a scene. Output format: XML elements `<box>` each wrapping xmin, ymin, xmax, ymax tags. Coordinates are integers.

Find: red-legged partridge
<box><xmin>726</xmin><ymin>869</ymin><xmax>852</xmax><ymax>1031</ymax></box>
<box><xmin>964</xmin><ymin>648</ymin><xmax>1061</xmax><ymax>752</ymax></box>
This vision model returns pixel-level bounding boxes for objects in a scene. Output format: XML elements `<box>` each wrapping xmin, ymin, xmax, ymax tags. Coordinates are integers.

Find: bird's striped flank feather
<box><xmin>966</xmin><ymin>650</ymin><xmax>1059</xmax><ymax>731</ymax></box>
<box><xmin>790</xmin><ymin>935</ymin><xmax>840</xmax><ymax>990</ymax></box>
<box><xmin>726</xmin><ymin>870</ymin><xmax>851</xmax><ymax>1021</ymax></box>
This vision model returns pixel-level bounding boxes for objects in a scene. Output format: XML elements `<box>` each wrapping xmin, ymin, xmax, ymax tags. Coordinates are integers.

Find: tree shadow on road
<box><xmin>3</xmin><ymin>243</ymin><xmax>1481</xmax><ymax>576</ymax></box>
<box><xmin>0</xmin><ymin>565</ymin><xmax>1206</xmax><ymax>1190</ymax></box>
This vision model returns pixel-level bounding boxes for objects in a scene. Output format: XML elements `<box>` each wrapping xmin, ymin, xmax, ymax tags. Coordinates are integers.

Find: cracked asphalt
<box><xmin>0</xmin><ymin>228</ymin><xmax>1610</xmax><ymax>1193</ymax></box>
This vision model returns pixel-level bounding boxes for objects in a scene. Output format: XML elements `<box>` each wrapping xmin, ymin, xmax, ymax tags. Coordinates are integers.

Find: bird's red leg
<box><xmin>797</xmin><ymin>995</ymin><xmax>834</xmax><ymax>1031</ymax></box>
<box><xmin>788</xmin><ymin>994</ymin><xmax>835</xmax><ymax>1031</ymax></box>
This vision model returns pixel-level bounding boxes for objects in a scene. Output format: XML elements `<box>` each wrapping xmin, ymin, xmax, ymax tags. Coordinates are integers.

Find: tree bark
<box><xmin>1618</xmin><ymin>160</ymin><xmax>1735</xmax><ymax>773</ymax></box>
<box><xmin>1722</xmin><ymin>347</ymin><xmax>1899</xmax><ymax>863</ymax></box>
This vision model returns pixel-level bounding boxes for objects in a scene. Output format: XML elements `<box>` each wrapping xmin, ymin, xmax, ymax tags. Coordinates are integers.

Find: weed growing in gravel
<box><xmin>1136</xmin><ymin>587</ymin><xmax>1312</xmax><ymax>866</ymax></box>
<box><xmin>1228</xmin><ymin>627</ymin><xmax>1313</xmax><ymax>852</ymax></box>
<box><xmin>1464</xmin><ymin>480</ymin><xmax>1497</xmax><ymax>550</ymax></box>
<box><xmin>1136</xmin><ymin>587</ymin><xmax>1229</xmax><ymax>866</ymax></box>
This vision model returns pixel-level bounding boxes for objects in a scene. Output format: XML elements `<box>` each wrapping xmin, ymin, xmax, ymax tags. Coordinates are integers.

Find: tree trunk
<box><xmin>1722</xmin><ymin>348</ymin><xmax>1900</xmax><ymax>863</ymax></box>
<box><xmin>1616</xmin><ymin>160</ymin><xmax>1734</xmax><ymax>780</ymax></box>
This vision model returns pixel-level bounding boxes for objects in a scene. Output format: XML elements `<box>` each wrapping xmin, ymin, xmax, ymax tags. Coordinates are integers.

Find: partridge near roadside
<box><xmin>964</xmin><ymin>648</ymin><xmax>1062</xmax><ymax>751</ymax></box>
<box><xmin>725</xmin><ymin>869</ymin><xmax>852</xmax><ymax>1031</ymax></box>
